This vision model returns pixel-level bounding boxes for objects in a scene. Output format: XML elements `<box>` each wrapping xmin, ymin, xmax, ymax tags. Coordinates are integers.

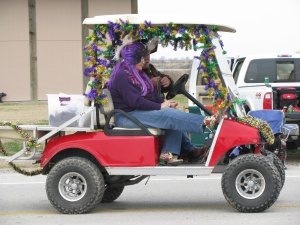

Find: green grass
<box><xmin>2</xmin><ymin>140</ymin><xmax>23</xmax><ymax>152</ymax></box>
<box><xmin>173</xmin><ymin>94</ymin><xmax>188</xmax><ymax>111</ymax></box>
<box><xmin>1</xmin><ymin>139</ymin><xmax>45</xmax><ymax>156</ymax></box>
<box><xmin>1</xmin><ymin>139</ymin><xmax>24</xmax><ymax>156</ymax></box>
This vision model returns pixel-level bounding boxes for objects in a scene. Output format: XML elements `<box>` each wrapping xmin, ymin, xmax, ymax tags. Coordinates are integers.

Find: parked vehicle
<box><xmin>189</xmin><ymin>54</ymin><xmax>300</xmax><ymax>148</ymax></box>
<box><xmin>0</xmin><ymin>14</ymin><xmax>284</xmax><ymax>214</ymax></box>
<box><xmin>233</xmin><ymin>54</ymin><xmax>300</xmax><ymax>148</ymax></box>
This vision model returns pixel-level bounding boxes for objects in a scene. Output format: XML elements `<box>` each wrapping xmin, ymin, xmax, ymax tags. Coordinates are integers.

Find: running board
<box><xmin>105</xmin><ymin>166</ymin><xmax>214</xmax><ymax>176</ymax></box>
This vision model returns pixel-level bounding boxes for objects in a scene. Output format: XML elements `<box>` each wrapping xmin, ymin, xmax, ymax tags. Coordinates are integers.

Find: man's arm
<box><xmin>148</xmin><ymin>64</ymin><xmax>174</xmax><ymax>93</ymax></box>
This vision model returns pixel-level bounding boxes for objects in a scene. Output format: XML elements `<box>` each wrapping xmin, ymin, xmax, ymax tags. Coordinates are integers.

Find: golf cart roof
<box><xmin>82</xmin><ymin>14</ymin><xmax>236</xmax><ymax>33</ymax></box>
<box><xmin>83</xmin><ymin>14</ymin><xmax>238</xmax><ymax>117</ymax></box>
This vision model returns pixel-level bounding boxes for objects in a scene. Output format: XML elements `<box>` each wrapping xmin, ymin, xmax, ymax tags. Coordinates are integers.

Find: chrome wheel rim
<box><xmin>59</xmin><ymin>172</ymin><xmax>87</xmax><ymax>201</ymax></box>
<box><xmin>235</xmin><ymin>169</ymin><xmax>265</xmax><ymax>199</ymax></box>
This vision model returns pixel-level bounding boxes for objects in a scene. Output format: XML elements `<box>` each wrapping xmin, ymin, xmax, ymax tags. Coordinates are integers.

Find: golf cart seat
<box><xmin>84</xmin><ymin>81</ymin><xmax>163</xmax><ymax>136</ymax></box>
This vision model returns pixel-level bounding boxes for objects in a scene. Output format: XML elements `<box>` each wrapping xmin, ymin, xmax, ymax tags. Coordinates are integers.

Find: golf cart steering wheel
<box><xmin>166</xmin><ymin>74</ymin><xmax>189</xmax><ymax>100</ymax></box>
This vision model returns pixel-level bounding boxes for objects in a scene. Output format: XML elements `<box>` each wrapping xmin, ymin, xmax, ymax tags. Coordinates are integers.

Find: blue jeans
<box><xmin>114</xmin><ymin>108</ymin><xmax>205</xmax><ymax>155</ymax></box>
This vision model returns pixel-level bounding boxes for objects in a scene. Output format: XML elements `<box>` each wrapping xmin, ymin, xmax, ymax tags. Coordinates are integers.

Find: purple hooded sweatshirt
<box><xmin>109</xmin><ymin>63</ymin><xmax>163</xmax><ymax>112</ymax></box>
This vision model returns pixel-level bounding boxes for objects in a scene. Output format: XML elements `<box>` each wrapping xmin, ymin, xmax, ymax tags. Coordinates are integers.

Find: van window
<box><xmin>244</xmin><ymin>59</ymin><xmax>300</xmax><ymax>83</ymax></box>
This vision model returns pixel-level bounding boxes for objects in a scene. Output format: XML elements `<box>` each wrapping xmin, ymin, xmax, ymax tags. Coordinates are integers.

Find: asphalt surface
<box><xmin>0</xmin><ymin>166</ymin><xmax>300</xmax><ymax>225</ymax></box>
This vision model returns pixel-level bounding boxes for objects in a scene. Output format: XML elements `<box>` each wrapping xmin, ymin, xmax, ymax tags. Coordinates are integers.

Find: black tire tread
<box><xmin>101</xmin><ymin>186</ymin><xmax>125</xmax><ymax>203</ymax></box>
<box><xmin>46</xmin><ymin>157</ymin><xmax>104</xmax><ymax>214</ymax></box>
<box><xmin>221</xmin><ymin>154</ymin><xmax>281</xmax><ymax>213</ymax></box>
<box><xmin>261</xmin><ymin>149</ymin><xmax>285</xmax><ymax>188</ymax></box>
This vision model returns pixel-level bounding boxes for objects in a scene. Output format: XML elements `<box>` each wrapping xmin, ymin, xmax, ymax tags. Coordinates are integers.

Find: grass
<box><xmin>172</xmin><ymin>94</ymin><xmax>188</xmax><ymax>111</ymax></box>
<box><xmin>1</xmin><ymin>139</ymin><xmax>23</xmax><ymax>155</ymax></box>
<box><xmin>0</xmin><ymin>101</ymin><xmax>48</xmax><ymax>125</ymax></box>
<box><xmin>34</xmin><ymin>120</ymin><xmax>49</xmax><ymax>125</ymax></box>
<box><xmin>1</xmin><ymin>138</ymin><xmax>45</xmax><ymax>156</ymax></box>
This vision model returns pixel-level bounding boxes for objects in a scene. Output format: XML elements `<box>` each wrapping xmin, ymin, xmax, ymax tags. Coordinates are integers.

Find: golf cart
<box><xmin>0</xmin><ymin>14</ymin><xmax>283</xmax><ymax>214</ymax></box>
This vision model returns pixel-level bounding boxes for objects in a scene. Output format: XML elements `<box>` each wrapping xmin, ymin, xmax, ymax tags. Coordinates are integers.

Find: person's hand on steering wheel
<box><xmin>166</xmin><ymin>74</ymin><xmax>189</xmax><ymax>100</ymax></box>
<box><xmin>160</xmin><ymin>77</ymin><xmax>171</xmax><ymax>88</ymax></box>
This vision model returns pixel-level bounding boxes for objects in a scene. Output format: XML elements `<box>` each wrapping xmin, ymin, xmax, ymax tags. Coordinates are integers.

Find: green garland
<box><xmin>0</xmin><ymin>121</ymin><xmax>43</xmax><ymax>176</ymax></box>
<box><xmin>83</xmin><ymin>19</ymin><xmax>234</xmax><ymax>113</ymax></box>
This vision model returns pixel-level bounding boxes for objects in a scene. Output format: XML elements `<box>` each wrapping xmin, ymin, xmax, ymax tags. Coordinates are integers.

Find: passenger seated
<box><xmin>107</xmin><ymin>41</ymin><xmax>217</xmax><ymax>165</ymax></box>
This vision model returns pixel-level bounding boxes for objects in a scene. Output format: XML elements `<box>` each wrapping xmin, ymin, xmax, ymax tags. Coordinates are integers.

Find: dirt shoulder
<box><xmin>0</xmin><ymin>102</ymin><xmax>48</xmax><ymax>125</ymax></box>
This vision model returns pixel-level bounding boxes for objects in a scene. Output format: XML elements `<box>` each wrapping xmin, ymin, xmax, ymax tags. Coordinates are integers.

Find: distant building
<box><xmin>0</xmin><ymin>0</ymin><xmax>138</xmax><ymax>101</ymax></box>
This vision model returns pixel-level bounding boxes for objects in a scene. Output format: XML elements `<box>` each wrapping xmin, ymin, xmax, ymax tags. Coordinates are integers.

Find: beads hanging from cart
<box><xmin>236</xmin><ymin>115</ymin><xmax>275</xmax><ymax>144</ymax></box>
<box><xmin>0</xmin><ymin>121</ymin><xmax>40</xmax><ymax>153</ymax></box>
<box><xmin>0</xmin><ymin>120</ymin><xmax>43</xmax><ymax>176</ymax></box>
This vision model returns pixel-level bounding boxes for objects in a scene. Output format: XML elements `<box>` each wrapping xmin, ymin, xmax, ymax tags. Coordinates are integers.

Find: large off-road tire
<box><xmin>46</xmin><ymin>157</ymin><xmax>105</xmax><ymax>214</ymax></box>
<box><xmin>101</xmin><ymin>186</ymin><xmax>125</xmax><ymax>203</ymax></box>
<box><xmin>221</xmin><ymin>154</ymin><xmax>281</xmax><ymax>213</ymax></box>
<box><xmin>261</xmin><ymin>149</ymin><xmax>285</xmax><ymax>188</ymax></box>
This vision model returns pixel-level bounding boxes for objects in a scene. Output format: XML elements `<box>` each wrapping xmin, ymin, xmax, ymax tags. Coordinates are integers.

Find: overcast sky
<box><xmin>138</xmin><ymin>0</ymin><xmax>300</xmax><ymax>59</ymax></box>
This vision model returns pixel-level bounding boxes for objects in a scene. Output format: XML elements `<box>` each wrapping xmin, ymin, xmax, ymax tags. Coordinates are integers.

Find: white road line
<box><xmin>0</xmin><ymin>182</ymin><xmax>45</xmax><ymax>185</ymax></box>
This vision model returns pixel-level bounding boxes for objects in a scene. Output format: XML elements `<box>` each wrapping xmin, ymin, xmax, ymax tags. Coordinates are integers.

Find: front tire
<box><xmin>221</xmin><ymin>154</ymin><xmax>281</xmax><ymax>213</ymax></box>
<box><xmin>46</xmin><ymin>157</ymin><xmax>105</xmax><ymax>214</ymax></box>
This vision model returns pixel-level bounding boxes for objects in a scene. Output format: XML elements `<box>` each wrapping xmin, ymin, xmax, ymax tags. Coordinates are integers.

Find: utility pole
<box><xmin>131</xmin><ymin>0</ymin><xmax>138</xmax><ymax>13</ymax></box>
<box><xmin>28</xmin><ymin>0</ymin><xmax>37</xmax><ymax>101</ymax></box>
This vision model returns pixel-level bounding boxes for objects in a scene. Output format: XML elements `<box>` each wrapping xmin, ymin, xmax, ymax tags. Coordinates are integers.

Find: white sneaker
<box><xmin>159</xmin><ymin>152</ymin><xmax>183</xmax><ymax>166</ymax></box>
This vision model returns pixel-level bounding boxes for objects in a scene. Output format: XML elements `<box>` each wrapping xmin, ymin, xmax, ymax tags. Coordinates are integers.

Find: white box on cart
<box><xmin>47</xmin><ymin>94</ymin><xmax>88</xmax><ymax>127</ymax></box>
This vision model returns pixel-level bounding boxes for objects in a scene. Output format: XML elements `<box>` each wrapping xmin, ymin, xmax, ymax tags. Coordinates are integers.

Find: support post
<box><xmin>28</xmin><ymin>0</ymin><xmax>37</xmax><ymax>101</ymax></box>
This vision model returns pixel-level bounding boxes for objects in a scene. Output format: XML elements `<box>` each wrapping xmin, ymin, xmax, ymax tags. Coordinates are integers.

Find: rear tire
<box><xmin>261</xmin><ymin>149</ymin><xmax>285</xmax><ymax>188</ymax></box>
<box><xmin>46</xmin><ymin>157</ymin><xmax>105</xmax><ymax>214</ymax></box>
<box><xmin>101</xmin><ymin>186</ymin><xmax>125</xmax><ymax>203</ymax></box>
<box><xmin>221</xmin><ymin>154</ymin><xmax>281</xmax><ymax>213</ymax></box>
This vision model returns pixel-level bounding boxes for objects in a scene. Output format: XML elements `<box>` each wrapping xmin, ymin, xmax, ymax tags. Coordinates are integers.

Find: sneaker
<box><xmin>159</xmin><ymin>152</ymin><xmax>183</xmax><ymax>166</ymax></box>
<box><xmin>203</xmin><ymin>114</ymin><xmax>219</xmax><ymax>130</ymax></box>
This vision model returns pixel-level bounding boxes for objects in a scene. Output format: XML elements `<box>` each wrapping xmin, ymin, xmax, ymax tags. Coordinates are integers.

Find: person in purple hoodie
<box><xmin>107</xmin><ymin>41</ymin><xmax>218</xmax><ymax>166</ymax></box>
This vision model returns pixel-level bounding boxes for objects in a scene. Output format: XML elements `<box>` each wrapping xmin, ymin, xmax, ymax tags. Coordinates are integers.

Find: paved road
<box><xmin>0</xmin><ymin>167</ymin><xmax>300</xmax><ymax>225</ymax></box>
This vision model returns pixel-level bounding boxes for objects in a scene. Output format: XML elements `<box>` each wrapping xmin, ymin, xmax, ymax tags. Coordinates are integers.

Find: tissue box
<box><xmin>47</xmin><ymin>94</ymin><xmax>84</xmax><ymax>127</ymax></box>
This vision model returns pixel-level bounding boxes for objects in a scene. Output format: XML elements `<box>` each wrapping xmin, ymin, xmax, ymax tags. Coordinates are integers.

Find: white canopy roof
<box><xmin>82</xmin><ymin>14</ymin><xmax>236</xmax><ymax>33</ymax></box>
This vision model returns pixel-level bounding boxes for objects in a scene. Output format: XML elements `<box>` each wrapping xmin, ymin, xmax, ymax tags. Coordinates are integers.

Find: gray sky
<box><xmin>138</xmin><ymin>0</ymin><xmax>300</xmax><ymax>59</ymax></box>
